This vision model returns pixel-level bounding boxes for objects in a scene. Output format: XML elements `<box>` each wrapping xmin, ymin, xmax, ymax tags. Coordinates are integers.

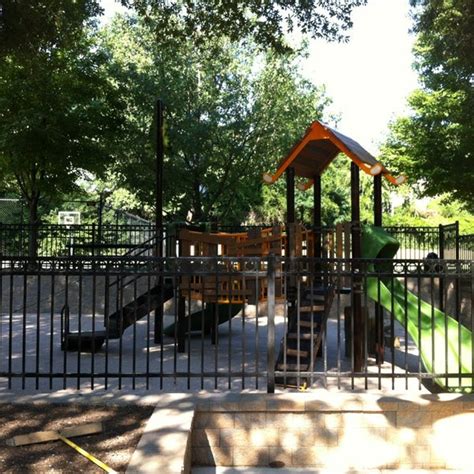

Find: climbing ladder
<box><xmin>275</xmin><ymin>284</ymin><xmax>335</xmax><ymax>386</ymax></box>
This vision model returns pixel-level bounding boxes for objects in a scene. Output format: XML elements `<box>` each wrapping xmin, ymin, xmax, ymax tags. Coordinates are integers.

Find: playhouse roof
<box><xmin>263</xmin><ymin>121</ymin><xmax>406</xmax><ymax>187</ymax></box>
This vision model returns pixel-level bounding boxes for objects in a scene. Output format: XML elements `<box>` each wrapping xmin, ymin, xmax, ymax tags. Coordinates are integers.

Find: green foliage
<box><xmin>0</xmin><ymin>0</ymin><xmax>102</xmax><ymax>54</ymax></box>
<box><xmin>101</xmin><ymin>15</ymin><xmax>332</xmax><ymax>225</ymax></box>
<box><xmin>0</xmin><ymin>5</ymin><xmax>122</xmax><ymax>226</ymax></box>
<box><xmin>381</xmin><ymin>0</ymin><xmax>474</xmax><ymax>211</ymax></box>
<box><xmin>124</xmin><ymin>0</ymin><xmax>367</xmax><ymax>53</ymax></box>
<box><xmin>383</xmin><ymin>193</ymin><xmax>474</xmax><ymax>234</ymax></box>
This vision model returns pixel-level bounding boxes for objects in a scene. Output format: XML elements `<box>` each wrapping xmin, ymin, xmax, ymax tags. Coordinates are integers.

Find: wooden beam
<box><xmin>286</xmin><ymin>167</ymin><xmax>297</xmax><ymax>318</ymax></box>
<box><xmin>313</xmin><ymin>174</ymin><xmax>322</xmax><ymax>259</ymax></box>
<box><xmin>373</xmin><ymin>173</ymin><xmax>382</xmax><ymax>227</ymax></box>
<box><xmin>7</xmin><ymin>423</ymin><xmax>103</xmax><ymax>447</ymax></box>
<box><xmin>351</xmin><ymin>162</ymin><xmax>364</xmax><ymax>372</ymax></box>
<box><xmin>286</xmin><ymin>167</ymin><xmax>296</xmax><ymax>258</ymax></box>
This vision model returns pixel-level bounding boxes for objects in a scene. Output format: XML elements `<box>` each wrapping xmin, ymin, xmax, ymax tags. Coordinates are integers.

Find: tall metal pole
<box><xmin>154</xmin><ymin>99</ymin><xmax>164</xmax><ymax>343</ymax></box>
<box><xmin>267</xmin><ymin>253</ymin><xmax>276</xmax><ymax>393</ymax></box>
<box><xmin>155</xmin><ymin>98</ymin><xmax>164</xmax><ymax>258</ymax></box>
<box><xmin>373</xmin><ymin>173</ymin><xmax>384</xmax><ymax>363</ymax></box>
<box><xmin>97</xmin><ymin>191</ymin><xmax>104</xmax><ymax>244</ymax></box>
<box><xmin>439</xmin><ymin>224</ymin><xmax>444</xmax><ymax>312</ymax></box>
<box><xmin>351</xmin><ymin>162</ymin><xmax>364</xmax><ymax>372</ymax></box>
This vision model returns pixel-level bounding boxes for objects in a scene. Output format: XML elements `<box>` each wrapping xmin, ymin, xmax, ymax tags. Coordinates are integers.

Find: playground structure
<box><xmin>0</xmin><ymin>112</ymin><xmax>473</xmax><ymax>392</ymax></box>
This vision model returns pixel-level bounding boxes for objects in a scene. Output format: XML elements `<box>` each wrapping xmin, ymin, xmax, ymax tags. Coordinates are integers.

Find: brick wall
<box><xmin>191</xmin><ymin>393</ymin><xmax>474</xmax><ymax>470</ymax></box>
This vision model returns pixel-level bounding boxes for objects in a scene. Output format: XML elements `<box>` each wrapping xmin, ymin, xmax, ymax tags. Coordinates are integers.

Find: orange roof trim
<box><xmin>262</xmin><ymin>121</ymin><xmax>406</xmax><ymax>188</ymax></box>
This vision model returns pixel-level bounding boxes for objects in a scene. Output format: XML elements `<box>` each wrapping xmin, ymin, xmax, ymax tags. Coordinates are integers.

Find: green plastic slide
<box><xmin>362</xmin><ymin>225</ymin><xmax>473</xmax><ymax>392</ymax></box>
<box><xmin>163</xmin><ymin>303</ymin><xmax>242</xmax><ymax>336</ymax></box>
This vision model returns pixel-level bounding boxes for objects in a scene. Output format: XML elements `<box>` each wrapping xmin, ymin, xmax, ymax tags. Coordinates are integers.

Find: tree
<box><xmin>0</xmin><ymin>2</ymin><xmax>121</xmax><ymax>257</ymax></box>
<box><xmin>100</xmin><ymin>15</ymin><xmax>332</xmax><ymax>225</ymax></box>
<box><xmin>123</xmin><ymin>0</ymin><xmax>367</xmax><ymax>53</ymax></box>
<box><xmin>0</xmin><ymin>0</ymin><xmax>102</xmax><ymax>54</ymax></box>
<box><xmin>381</xmin><ymin>0</ymin><xmax>474</xmax><ymax>211</ymax></box>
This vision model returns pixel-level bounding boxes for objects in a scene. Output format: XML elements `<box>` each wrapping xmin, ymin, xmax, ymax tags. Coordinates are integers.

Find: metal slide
<box><xmin>163</xmin><ymin>303</ymin><xmax>242</xmax><ymax>336</ymax></box>
<box><xmin>62</xmin><ymin>283</ymin><xmax>174</xmax><ymax>352</ymax></box>
<box><xmin>362</xmin><ymin>225</ymin><xmax>473</xmax><ymax>392</ymax></box>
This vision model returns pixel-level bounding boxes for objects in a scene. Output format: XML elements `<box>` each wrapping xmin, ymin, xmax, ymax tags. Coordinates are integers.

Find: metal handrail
<box><xmin>108</xmin><ymin>233</ymin><xmax>166</xmax><ymax>291</ymax></box>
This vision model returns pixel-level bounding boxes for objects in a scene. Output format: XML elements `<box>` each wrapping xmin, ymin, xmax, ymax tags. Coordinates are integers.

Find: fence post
<box><xmin>91</xmin><ymin>223</ymin><xmax>96</xmax><ymax>258</ymax></box>
<box><xmin>455</xmin><ymin>221</ymin><xmax>460</xmax><ymax>321</ymax></box>
<box><xmin>455</xmin><ymin>221</ymin><xmax>460</xmax><ymax>260</ymax></box>
<box><xmin>154</xmin><ymin>98</ymin><xmax>165</xmax><ymax>343</ymax></box>
<box><xmin>267</xmin><ymin>253</ymin><xmax>276</xmax><ymax>393</ymax></box>
<box><xmin>439</xmin><ymin>224</ymin><xmax>445</xmax><ymax>312</ymax></box>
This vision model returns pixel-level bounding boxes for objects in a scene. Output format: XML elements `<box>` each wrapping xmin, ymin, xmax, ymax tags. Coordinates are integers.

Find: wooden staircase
<box><xmin>275</xmin><ymin>285</ymin><xmax>335</xmax><ymax>386</ymax></box>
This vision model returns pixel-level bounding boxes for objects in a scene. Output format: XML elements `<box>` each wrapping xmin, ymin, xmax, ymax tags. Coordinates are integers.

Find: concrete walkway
<box><xmin>192</xmin><ymin>469</ymin><xmax>468</xmax><ymax>474</ymax></box>
<box><xmin>0</xmin><ymin>307</ymin><xmax>428</xmax><ymax>394</ymax></box>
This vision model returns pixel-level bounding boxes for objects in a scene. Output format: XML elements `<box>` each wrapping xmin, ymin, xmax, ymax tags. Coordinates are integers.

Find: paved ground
<box><xmin>192</xmin><ymin>469</ymin><xmax>469</xmax><ymax>474</ymax></box>
<box><xmin>1</xmin><ymin>268</ymin><xmax>469</xmax><ymax>394</ymax></box>
<box><xmin>0</xmin><ymin>301</ymin><xmax>428</xmax><ymax>394</ymax></box>
<box><xmin>0</xmin><ymin>258</ymin><xmax>469</xmax><ymax>473</ymax></box>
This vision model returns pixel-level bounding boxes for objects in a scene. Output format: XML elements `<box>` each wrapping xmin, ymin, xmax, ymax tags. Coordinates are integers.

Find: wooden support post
<box><xmin>313</xmin><ymin>174</ymin><xmax>322</xmax><ymax>285</ymax></box>
<box><xmin>313</xmin><ymin>174</ymin><xmax>322</xmax><ymax>258</ymax></box>
<box><xmin>373</xmin><ymin>173</ymin><xmax>382</xmax><ymax>227</ymax></box>
<box><xmin>351</xmin><ymin>162</ymin><xmax>364</xmax><ymax>372</ymax></box>
<box><xmin>154</xmin><ymin>99</ymin><xmax>164</xmax><ymax>343</ymax></box>
<box><xmin>286</xmin><ymin>167</ymin><xmax>296</xmax><ymax>257</ymax></box>
<box><xmin>373</xmin><ymin>173</ymin><xmax>384</xmax><ymax>364</ymax></box>
<box><xmin>286</xmin><ymin>167</ymin><xmax>297</xmax><ymax>313</ymax></box>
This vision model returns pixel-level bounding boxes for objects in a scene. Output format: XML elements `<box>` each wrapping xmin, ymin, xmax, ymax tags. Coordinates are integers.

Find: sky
<box><xmin>100</xmin><ymin>0</ymin><xmax>418</xmax><ymax>156</ymax></box>
<box><xmin>305</xmin><ymin>0</ymin><xmax>418</xmax><ymax>155</ymax></box>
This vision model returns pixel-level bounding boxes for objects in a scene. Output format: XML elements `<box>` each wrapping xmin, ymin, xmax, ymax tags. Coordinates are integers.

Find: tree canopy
<box><xmin>100</xmin><ymin>15</ymin><xmax>332</xmax><ymax>225</ymax></box>
<box><xmin>0</xmin><ymin>1</ymin><xmax>121</xmax><ymax>257</ymax></box>
<box><xmin>381</xmin><ymin>0</ymin><xmax>474</xmax><ymax>211</ymax></box>
<box><xmin>122</xmin><ymin>0</ymin><xmax>367</xmax><ymax>53</ymax></box>
<box><xmin>0</xmin><ymin>0</ymin><xmax>102</xmax><ymax>54</ymax></box>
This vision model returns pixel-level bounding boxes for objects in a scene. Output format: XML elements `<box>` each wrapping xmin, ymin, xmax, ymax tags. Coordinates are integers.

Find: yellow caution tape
<box><xmin>58</xmin><ymin>435</ymin><xmax>118</xmax><ymax>474</ymax></box>
<box><xmin>298</xmin><ymin>381</ymin><xmax>308</xmax><ymax>392</ymax></box>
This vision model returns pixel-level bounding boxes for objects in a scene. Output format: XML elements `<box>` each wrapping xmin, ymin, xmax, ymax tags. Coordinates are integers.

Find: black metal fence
<box><xmin>383</xmin><ymin>226</ymin><xmax>440</xmax><ymax>259</ymax></box>
<box><xmin>0</xmin><ymin>255</ymin><xmax>472</xmax><ymax>392</ymax></box>
<box><xmin>0</xmin><ymin>222</ymin><xmax>459</xmax><ymax>260</ymax></box>
<box><xmin>459</xmin><ymin>234</ymin><xmax>474</xmax><ymax>261</ymax></box>
<box><xmin>0</xmin><ymin>223</ymin><xmax>156</xmax><ymax>257</ymax></box>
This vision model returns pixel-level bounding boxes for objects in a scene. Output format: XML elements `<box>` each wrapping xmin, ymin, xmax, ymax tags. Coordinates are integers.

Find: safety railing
<box><xmin>0</xmin><ymin>223</ymin><xmax>156</xmax><ymax>257</ymax></box>
<box><xmin>0</xmin><ymin>254</ymin><xmax>472</xmax><ymax>392</ymax></box>
<box><xmin>459</xmin><ymin>234</ymin><xmax>474</xmax><ymax>261</ymax></box>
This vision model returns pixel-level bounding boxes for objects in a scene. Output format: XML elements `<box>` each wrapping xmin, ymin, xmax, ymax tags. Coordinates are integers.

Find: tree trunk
<box><xmin>27</xmin><ymin>197</ymin><xmax>39</xmax><ymax>260</ymax></box>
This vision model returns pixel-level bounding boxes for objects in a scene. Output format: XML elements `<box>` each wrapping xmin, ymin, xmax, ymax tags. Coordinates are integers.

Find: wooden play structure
<box><xmin>6</xmin><ymin>99</ymin><xmax>471</xmax><ymax>394</ymax></box>
<box><xmin>261</xmin><ymin>120</ymin><xmax>405</xmax><ymax>375</ymax></box>
<box><xmin>170</xmin><ymin>120</ymin><xmax>406</xmax><ymax>381</ymax></box>
<box><xmin>62</xmin><ymin>117</ymin><xmax>406</xmax><ymax>384</ymax></box>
